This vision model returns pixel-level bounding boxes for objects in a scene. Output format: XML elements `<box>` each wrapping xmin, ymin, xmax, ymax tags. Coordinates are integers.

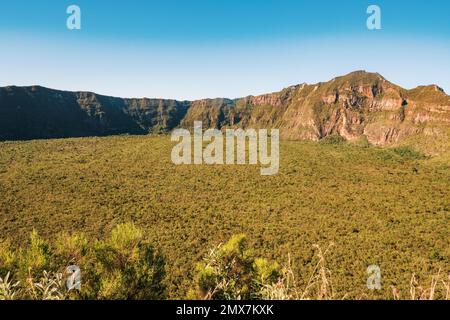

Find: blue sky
<box><xmin>0</xmin><ymin>0</ymin><xmax>449</xmax><ymax>99</ymax></box>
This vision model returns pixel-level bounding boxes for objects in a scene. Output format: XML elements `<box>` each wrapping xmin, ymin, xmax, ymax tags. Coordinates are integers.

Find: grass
<box><xmin>0</xmin><ymin>135</ymin><xmax>449</xmax><ymax>299</ymax></box>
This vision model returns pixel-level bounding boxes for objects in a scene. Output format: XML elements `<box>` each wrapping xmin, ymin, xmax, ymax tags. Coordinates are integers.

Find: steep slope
<box><xmin>1</xmin><ymin>71</ymin><xmax>450</xmax><ymax>151</ymax></box>
<box><xmin>0</xmin><ymin>86</ymin><xmax>190</xmax><ymax>140</ymax></box>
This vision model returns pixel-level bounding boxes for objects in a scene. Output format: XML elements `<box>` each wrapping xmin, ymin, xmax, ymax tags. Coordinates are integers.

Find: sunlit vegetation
<box><xmin>1</xmin><ymin>228</ymin><xmax>448</xmax><ymax>300</ymax></box>
<box><xmin>0</xmin><ymin>223</ymin><xmax>165</xmax><ymax>300</ymax></box>
<box><xmin>0</xmin><ymin>135</ymin><xmax>449</xmax><ymax>299</ymax></box>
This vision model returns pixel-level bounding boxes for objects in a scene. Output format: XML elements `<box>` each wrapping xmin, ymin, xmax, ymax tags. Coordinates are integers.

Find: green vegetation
<box><xmin>189</xmin><ymin>234</ymin><xmax>281</xmax><ymax>300</ymax></box>
<box><xmin>1</xmin><ymin>228</ymin><xmax>448</xmax><ymax>300</ymax></box>
<box><xmin>319</xmin><ymin>134</ymin><xmax>347</xmax><ymax>145</ymax></box>
<box><xmin>0</xmin><ymin>135</ymin><xmax>449</xmax><ymax>299</ymax></box>
<box><xmin>0</xmin><ymin>223</ymin><xmax>165</xmax><ymax>300</ymax></box>
<box><xmin>390</xmin><ymin>146</ymin><xmax>427</xmax><ymax>160</ymax></box>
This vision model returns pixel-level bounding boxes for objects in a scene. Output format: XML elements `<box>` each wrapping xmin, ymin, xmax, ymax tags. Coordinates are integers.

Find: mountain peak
<box><xmin>335</xmin><ymin>70</ymin><xmax>386</xmax><ymax>82</ymax></box>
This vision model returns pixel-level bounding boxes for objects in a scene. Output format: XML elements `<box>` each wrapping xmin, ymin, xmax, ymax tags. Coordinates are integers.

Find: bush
<box><xmin>319</xmin><ymin>135</ymin><xmax>346</xmax><ymax>145</ymax></box>
<box><xmin>18</xmin><ymin>230</ymin><xmax>52</xmax><ymax>281</ymax></box>
<box><xmin>0</xmin><ymin>223</ymin><xmax>166</xmax><ymax>300</ymax></box>
<box><xmin>353</xmin><ymin>135</ymin><xmax>372</xmax><ymax>148</ymax></box>
<box><xmin>189</xmin><ymin>234</ymin><xmax>281</xmax><ymax>300</ymax></box>
<box><xmin>391</xmin><ymin>146</ymin><xmax>427</xmax><ymax>160</ymax></box>
<box><xmin>0</xmin><ymin>240</ymin><xmax>17</xmax><ymax>277</ymax></box>
<box><xmin>93</xmin><ymin>223</ymin><xmax>166</xmax><ymax>300</ymax></box>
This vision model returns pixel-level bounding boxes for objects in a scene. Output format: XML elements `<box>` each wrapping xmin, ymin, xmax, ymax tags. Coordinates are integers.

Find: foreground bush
<box><xmin>1</xmin><ymin>231</ymin><xmax>448</xmax><ymax>300</ymax></box>
<box><xmin>0</xmin><ymin>223</ymin><xmax>165</xmax><ymax>300</ymax></box>
<box><xmin>189</xmin><ymin>237</ymin><xmax>449</xmax><ymax>301</ymax></box>
<box><xmin>188</xmin><ymin>234</ymin><xmax>281</xmax><ymax>300</ymax></box>
<box><xmin>188</xmin><ymin>236</ymin><xmax>339</xmax><ymax>300</ymax></box>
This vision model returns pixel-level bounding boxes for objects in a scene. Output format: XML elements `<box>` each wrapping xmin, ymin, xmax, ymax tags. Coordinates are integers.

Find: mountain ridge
<box><xmin>1</xmin><ymin>71</ymin><xmax>450</xmax><ymax>152</ymax></box>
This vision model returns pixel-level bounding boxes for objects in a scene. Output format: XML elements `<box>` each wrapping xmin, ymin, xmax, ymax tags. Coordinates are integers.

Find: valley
<box><xmin>0</xmin><ymin>135</ymin><xmax>448</xmax><ymax>298</ymax></box>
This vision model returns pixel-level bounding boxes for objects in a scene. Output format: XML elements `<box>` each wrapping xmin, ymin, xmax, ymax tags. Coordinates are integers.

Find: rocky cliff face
<box><xmin>182</xmin><ymin>71</ymin><xmax>450</xmax><ymax>147</ymax></box>
<box><xmin>1</xmin><ymin>71</ymin><xmax>450</xmax><ymax>149</ymax></box>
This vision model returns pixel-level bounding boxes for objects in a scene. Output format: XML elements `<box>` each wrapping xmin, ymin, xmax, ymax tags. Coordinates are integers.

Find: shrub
<box><xmin>0</xmin><ymin>240</ymin><xmax>17</xmax><ymax>277</ymax></box>
<box><xmin>353</xmin><ymin>135</ymin><xmax>372</xmax><ymax>148</ymax></box>
<box><xmin>0</xmin><ymin>223</ymin><xmax>166</xmax><ymax>300</ymax></box>
<box><xmin>391</xmin><ymin>146</ymin><xmax>427</xmax><ymax>160</ymax></box>
<box><xmin>93</xmin><ymin>223</ymin><xmax>166</xmax><ymax>300</ymax></box>
<box><xmin>189</xmin><ymin>234</ymin><xmax>281</xmax><ymax>300</ymax></box>
<box><xmin>319</xmin><ymin>135</ymin><xmax>346</xmax><ymax>145</ymax></box>
<box><xmin>18</xmin><ymin>230</ymin><xmax>52</xmax><ymax>281</ymax></box>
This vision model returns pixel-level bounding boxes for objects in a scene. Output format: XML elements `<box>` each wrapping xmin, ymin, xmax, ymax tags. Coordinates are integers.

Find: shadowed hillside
<box><xmin>0</xmin><ymin>86</ymin><xmax>190</xmax><ymax>139</ymax></box>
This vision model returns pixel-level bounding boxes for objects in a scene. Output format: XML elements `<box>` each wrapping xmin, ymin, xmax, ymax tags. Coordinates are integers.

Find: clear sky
<box><xmin>0</xmin><ymin>0</ymin><xmax>449</xmax><ymax>100</ymax></box>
